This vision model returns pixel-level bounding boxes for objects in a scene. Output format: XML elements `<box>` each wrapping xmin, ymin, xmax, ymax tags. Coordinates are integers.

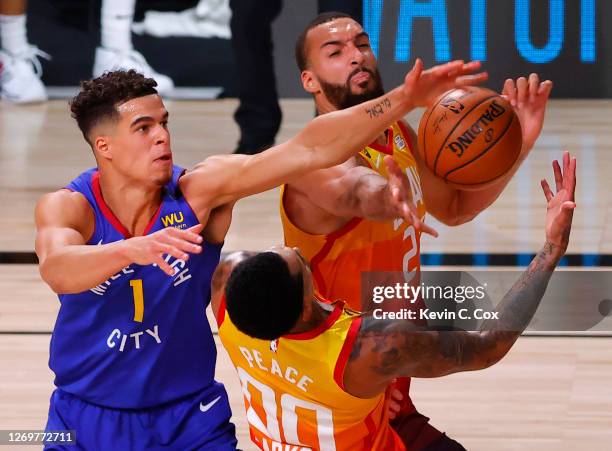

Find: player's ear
<box><xmin>94</xmin><ymin>135</ymin><xmax>112</xmax><ymax>161</ymax></box>
<box><xmin>301</xmin><ymin>70</ymin><xmax>319</xmax><ymax>94</ymax></box>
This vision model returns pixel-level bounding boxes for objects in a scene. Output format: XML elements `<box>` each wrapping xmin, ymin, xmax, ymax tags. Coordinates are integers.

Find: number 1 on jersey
<box><xmin>130</xmin><ymin>279</ymin><xmax>144</xmax><ymax>322</ymax></box>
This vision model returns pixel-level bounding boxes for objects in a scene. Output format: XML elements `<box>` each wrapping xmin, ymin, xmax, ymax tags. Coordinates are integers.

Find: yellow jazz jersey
<box><xmin>280</xmin><ymin>121</ymin><xmax>427</xmax><ymax>311</ymax></box>
<box><xmin>216</xmin><ymin>299</ymin><xmax>405</xmax><ymax>451</ymax></box>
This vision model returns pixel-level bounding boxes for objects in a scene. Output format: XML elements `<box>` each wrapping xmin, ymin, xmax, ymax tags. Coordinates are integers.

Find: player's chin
<box><xmin>351</xmin><ymin>79</ymin><xmax>372</xmax><ymax>92</ymax></box>
<box><xmin>352</xmin><ymin>81</ymin><xmax>382</xmax><ymax>100</ymax></box>
<box><xmin>150</xmin><ymin>165</ymin><xmax>173</xmax><ymax>186</ymax></box>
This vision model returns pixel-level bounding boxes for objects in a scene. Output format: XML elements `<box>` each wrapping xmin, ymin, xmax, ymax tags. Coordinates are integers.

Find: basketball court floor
<box><xmin>0</xmin><ymin>98</ymin><xmax>610</xmax><ymax>450</ymax></box>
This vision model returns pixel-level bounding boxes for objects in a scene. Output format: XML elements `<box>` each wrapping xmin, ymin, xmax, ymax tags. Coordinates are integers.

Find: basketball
<box><xmin>417</xmin><ymin>87</ymin><xmax>523</xmax><ymax>187</ymax></box>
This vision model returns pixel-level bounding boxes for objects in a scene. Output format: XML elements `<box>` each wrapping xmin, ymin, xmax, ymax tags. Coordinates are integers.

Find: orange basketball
<box><xmin>417</xmin><ymin>87</ymin><xmax>522</xmax><ymax>187</ymax></box>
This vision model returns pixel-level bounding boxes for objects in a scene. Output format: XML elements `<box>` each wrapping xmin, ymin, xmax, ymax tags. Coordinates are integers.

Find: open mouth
<box><xmin>154</xmin><ymin>155</ymin><xmax>172</xmax><ymax>165</ymax></box>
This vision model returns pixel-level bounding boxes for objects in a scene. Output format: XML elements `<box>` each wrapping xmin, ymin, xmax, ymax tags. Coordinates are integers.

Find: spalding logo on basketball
<box><xmin>417</xmin><ymin>87</ymin><xmax>522</xmax><ymax>187</ymax></box>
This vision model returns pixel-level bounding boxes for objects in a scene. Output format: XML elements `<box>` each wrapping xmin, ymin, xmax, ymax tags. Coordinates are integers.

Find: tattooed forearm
<box><xmin>365</xmin><ymin>97</ymin><xmax>392</xmax><ymax>118</ymax></box>
<box><xmin>348</xmin><ymin>242</ymin><xmax>563</xmax><ymax>381</ymax></box>
<box><xmin>479</xmin><ymin>241</ymin><xmax>561</xmax><ymax>338</ymax></box>
<box><xmin>351</xmin><ymin>317</ymin><xmax>501</xmax><ymax>378</ymax></box>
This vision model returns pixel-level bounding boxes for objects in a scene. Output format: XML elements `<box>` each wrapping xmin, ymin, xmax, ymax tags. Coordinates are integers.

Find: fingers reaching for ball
<box><xmin>384</xmin><ymin>156</ymin><xmax>438</xmax><ymax>238</ymax></box>
<box><xmin>502</xmin><ymin>73</ymin><xmax>553</xmax><ymax>108</ymax></box>
<box><xmin>541</xmin><ymin>151</ymin><xmax>577</xmax><ymax>250</ymax></box>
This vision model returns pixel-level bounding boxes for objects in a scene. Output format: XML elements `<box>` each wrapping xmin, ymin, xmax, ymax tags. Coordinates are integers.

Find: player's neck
<box><xmin>315</xmin><ymin>102</ymin><xmax>336</xmax><ymax>116</ymax></box>
<box><xmin>98</xmin><ymin>170</ymin><xmax>163</xmax><ymax>236</ymax></box>
<box><xmin>288</xmin><ymin>300</ymin><xmax>330</xmax><ymax>334</ymax></box>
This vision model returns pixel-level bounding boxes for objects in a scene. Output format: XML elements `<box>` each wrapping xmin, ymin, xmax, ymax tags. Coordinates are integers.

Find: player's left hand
<box><xmin>385</xmin><ymin>156</ymin><xmax>438</xmax><ymax>237</ymax></box>
<box><xmin>502</xmin><ymin>74</ymin><xmax>553</xmax><ymax>152</ymax></box>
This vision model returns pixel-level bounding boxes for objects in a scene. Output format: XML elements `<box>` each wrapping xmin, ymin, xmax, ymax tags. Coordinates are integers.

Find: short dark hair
<box><xmin>225</xmin><ymin>252</ymin><xmax>304</xmax><ymax>340</ymax></box>
<box><xmin>70</xmin><ymin>70</ymin><xmax>158</xmax><ymax>144</ymax></box>
<box><xmin>295</xmin><ymin>11</ymin><xmax>354</xmax><ymax>72</ymax></box>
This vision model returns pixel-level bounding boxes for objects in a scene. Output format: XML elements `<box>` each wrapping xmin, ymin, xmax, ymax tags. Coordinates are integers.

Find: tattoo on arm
<box><xmin>349</xmin><ymin>242</ymin><xmax>561</xmax><ymax>379</ymax></box>
<box><xmin>365</xmin><ymin>98</ymin><xmax>392</xmax><ymax>119</ymax></box>
<box><xmin>481</xmin><ymin>241</ymin><xmax>560</xmax><ymax>335</ymax></box>
<box><xmin>349</xmin><ymin>317</ymin><xmax>496</xmax><ymax>378</ymax></box>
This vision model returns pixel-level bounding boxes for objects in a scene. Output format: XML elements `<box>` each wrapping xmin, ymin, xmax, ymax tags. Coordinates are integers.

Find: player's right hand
<box><xmin>385</xmin><ymin>156</ymin><xmax>438</xmax><ymax>237</ymax></box>
<box><xmin>402</xmin><ymin>58</ymin><xmax>488</xmax><ymax>108</ymax></box>
<box><xmin>541</xmin><ymin>151</ymin><xmax>576</xmax><ymax>251</ymax></box>
<box><xmin>122</xmin><ymin>224</ymin><xmax>204</xmax><ymax>276</ymax></box>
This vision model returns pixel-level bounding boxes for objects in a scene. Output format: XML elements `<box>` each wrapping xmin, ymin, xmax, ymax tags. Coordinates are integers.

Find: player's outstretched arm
<box><xmin>344</xmin><ymin>153</ymin><xmax>575</xmax><ymax>397</ymax></box>
<box><xmin>346</xmin><ymin>241</ymin><xmax>563</xmax><ymax>397</ymax></box>
<box><xmin>180</xmin><ymin>60</ymin><xmax>488</xmax><ymax>212</ymax></box>
<box><xmin>36</xmin><ymin>191</ymin><xmax>204</xmax><ymax>294</ymax></box>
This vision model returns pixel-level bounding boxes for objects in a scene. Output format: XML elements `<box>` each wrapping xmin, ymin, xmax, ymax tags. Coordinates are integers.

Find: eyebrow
<box><xmin>130</xmin><ymin>111</ymin><xmax>169</xmax><ymax>128</ymax></box>
<box><xmin>320</xmin><ymin>31</ymin><xmax>370</xmax><ymax>49</ymax></box>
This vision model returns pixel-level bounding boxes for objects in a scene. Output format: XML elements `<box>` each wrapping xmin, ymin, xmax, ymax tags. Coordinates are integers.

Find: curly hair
<box><xmin>70</xmin><ymin>70</ymin><xmax>158</xmax><ymax>144</ymax></box>
<box><xmin>225</xmin><ymin>252</ymin><xmax>304</xmax><ymax>340</ymax></box>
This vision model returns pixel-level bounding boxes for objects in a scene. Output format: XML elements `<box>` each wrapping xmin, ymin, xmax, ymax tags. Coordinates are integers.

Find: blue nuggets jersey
<box><xmin>50</xmin><ymin>166</ymin><xmax>222</xmax><ymax>409</ymax></box>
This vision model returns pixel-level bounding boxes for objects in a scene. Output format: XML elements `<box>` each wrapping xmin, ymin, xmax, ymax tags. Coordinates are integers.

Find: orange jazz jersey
<box><xmin>216</xmin><ymin>299</ymin><xmax>406</xmax><ymax>451</ymax></box>
<box><xmin>280</xmin><ymin>121</ymin><xmax>427</xmax><ymax>311</ymax></box>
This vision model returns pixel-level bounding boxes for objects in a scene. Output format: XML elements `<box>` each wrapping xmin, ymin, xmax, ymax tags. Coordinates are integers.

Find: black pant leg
<box><xmin>230</xmin><ymin>0</ymin><xmax>283</xmax><ymax>153</ymax></box>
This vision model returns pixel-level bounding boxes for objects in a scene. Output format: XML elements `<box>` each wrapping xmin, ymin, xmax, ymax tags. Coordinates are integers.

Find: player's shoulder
<box><xmin>35</xmin><ymin>189</ymin><xmax>93</xmax><ymax>228</ymax></box>
<box><xmin>185</xmin><ymin>154</ymin><xmax>246</xmax><ymax>178</ymax></box>
<box><xmin>37</xmin><ymin>189</ymin><xmax>90</xmax><ymax>210</ymax></box>
<box><xmin>179</xmin><ymin>155</ymin><xmax>235</xmax><ymax>200</ymax></box>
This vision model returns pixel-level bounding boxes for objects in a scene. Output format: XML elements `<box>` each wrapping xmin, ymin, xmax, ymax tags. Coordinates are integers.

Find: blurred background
<box><xmin>18</xmin><ymin>0</ymin><xmax>612</xmax><ymax>98</ymax></box>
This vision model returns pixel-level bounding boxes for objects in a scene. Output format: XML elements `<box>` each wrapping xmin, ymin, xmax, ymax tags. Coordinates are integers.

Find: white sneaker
<box><xmin>132</xmin><ymin>1</ymin><xmax>231</xmax><ymax>39</ymax></box>
<box><xmin>93</xmin><ymin>47</ymin><xmax>175</xmax><ymax>96</ymax></box>
<box><xmin>0</xmin><ymin>46</ymin><xmax>50</xmax><ymax>104</ymax></box>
